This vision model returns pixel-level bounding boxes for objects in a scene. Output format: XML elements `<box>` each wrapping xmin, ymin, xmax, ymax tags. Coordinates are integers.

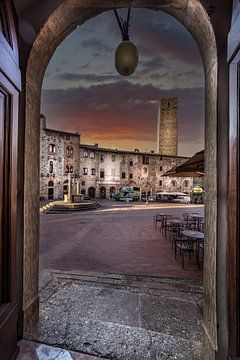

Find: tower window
<box><xmin>49</xmin><ymin>144</ymin><xmax>56</xmax><ymax>154</ymax></box>
<box><xmin>49</xmin><ymin>161</ymin><xmax>53</xmax><ymax>173</ymax></box>
<box><xmin>143</xmin><ymin>156</ymin><xmax>149</xmax><ymax>164</ymax></box>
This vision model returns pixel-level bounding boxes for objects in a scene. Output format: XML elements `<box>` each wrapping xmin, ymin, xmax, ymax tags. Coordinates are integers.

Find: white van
<box><xmin>172</xmin><ymin>195</ymin><xmax>190</xmax><ymax>204</ymax></box>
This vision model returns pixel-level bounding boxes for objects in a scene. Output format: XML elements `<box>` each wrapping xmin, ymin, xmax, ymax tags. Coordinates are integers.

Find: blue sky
<box><xmin>41</xmin><ymin>8</ymin><xmax>204</xmax><ymax>156</ymax></box>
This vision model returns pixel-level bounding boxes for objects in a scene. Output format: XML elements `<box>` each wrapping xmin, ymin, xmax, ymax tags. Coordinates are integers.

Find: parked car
<box><xmin>83</xmin><ymin>194</ymin><xmax>90</xmax><ymax>200</ymax></box>
<box><xmin>148</xmin><ymin>196</ymin><xmax>155</xmax><ymax>202</ymax></box>
<box><xmin>171</xmin><ymin>195</ymin><xmax>190</xmax><ymax>204</ymax></box>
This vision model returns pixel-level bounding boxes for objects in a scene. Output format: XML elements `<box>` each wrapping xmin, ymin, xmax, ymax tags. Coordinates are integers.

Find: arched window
<box><xmin>184</xmin><ymin>180</ymin><xmax>189</xmax><ymax>187</ymax></box>
<box><xmin>66</xmin><ymin>146</ymin><xmax>73</xmax><ymax>155</ymax></box>
<box><xmin>66</xmin><ymin>165</ymin><xmax>73</xmax><ymax>173</ymax></box>
<box><xmin>48</xmin><ymin>144</ymin><xmax>56</xmax><ymax>154</ymax></box>
<box><xmin>49</xmin><ymin>161</ymin><xmax>53</xmax><ymax>173</ymax></box>
<box><xmin>48</xmin><ymin>181</ymin><xmax>54</xmax><ymax>186</ymax></box>
<box><xmin>172</xmin><ymin>180</ymin><xmax>176</xmax><ymax>187</ymax></box>
<box><xmin>81</xmin><ymin>180</ymin><xmax>85</xmax><ymax>186</ymax></box>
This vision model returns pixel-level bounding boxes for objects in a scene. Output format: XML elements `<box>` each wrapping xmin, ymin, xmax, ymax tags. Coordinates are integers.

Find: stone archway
<box><xmin>23</xmin><ymin>0</ymin><xmax>218</xmax><ymax>354</ymax></box>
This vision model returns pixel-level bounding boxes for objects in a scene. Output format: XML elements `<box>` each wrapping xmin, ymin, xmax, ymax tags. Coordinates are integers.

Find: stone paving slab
<box><xmin>27</xmin><ymin>273</ymin><xmax>203</xmax><ymax>359</ymax></box>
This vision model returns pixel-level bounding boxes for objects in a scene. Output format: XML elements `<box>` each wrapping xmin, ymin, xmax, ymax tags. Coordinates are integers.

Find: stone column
<box><xmin>67</xmin><ymin>173</ymin><xmax>72</xmax><ymax>202</ymax></box>
<box><xmin>77</xmin><ymin>179</ymin><xmax>80</xmax><ymax>195</ymax></box>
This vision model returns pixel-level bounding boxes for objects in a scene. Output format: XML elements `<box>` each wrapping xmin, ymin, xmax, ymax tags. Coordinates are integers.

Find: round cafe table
<box><xmin>181</xmin><ymin>230</ymin><xmax>204</xmax><ymax>267</ymax></box>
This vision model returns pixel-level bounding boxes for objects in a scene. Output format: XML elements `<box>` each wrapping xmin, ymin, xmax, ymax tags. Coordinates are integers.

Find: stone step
<box><xmin>27</xmin><ymin>273</ymin><xmax>203</xmax><ymax>359</ymax></box>
<box><xmin>46</xmin><ymin>202</ymin><xmax>101</xmax><ymax>213</ymax></box>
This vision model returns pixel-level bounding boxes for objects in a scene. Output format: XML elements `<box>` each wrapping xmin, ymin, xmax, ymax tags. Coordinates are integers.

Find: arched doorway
<box><xmin>22</xmin><ymin>0</ymin><xmax>227</xmax><ymax>356</ymax></box>
<box><xmin>88</xmin><ymin>187</ymin><xmax>95</xmax><ymax>198</ymax></box>
<box><xmin>48</xmin><ymin>181</ymin><xmax>54</xmax><ymax>200</ymax></box>
<box><xmin>63</xmin><ymin>180</ymin><xmax>68</xmax><ymax>195</ymax></box>
<box><xmin>81</xmin><ymin>189</ymin><xmax>86</xmax><ymax>195</ymax></box>
<box><xmin>109</xmin><ymin>186</ymin><xmax>116</xmax><ymax>199</ymax></box>
<box><xmin>100</xmin><ymin>186</ymin><xmax>106</xmax><ymax>199</ymax></box>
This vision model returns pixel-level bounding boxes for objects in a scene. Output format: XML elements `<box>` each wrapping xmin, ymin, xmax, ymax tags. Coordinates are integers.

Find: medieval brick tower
<box><xmin>157</xmin><ymin>97</ymin><xmax>178</xmax><ymax>156</ymax></box>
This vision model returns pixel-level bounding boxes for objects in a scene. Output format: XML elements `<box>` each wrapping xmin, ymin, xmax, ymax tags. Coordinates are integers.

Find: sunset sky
<box><xmin>41</xmin><ymin>8</ymin><xmax>204</xmax><ymax>157</ymax></box>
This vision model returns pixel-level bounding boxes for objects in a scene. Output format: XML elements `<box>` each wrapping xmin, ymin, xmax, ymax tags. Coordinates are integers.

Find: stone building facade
<box><xmin>40</xmin><ymin>115</ymin><xmax>80</xmax><ymax>200</ymax></box>
<box><xmin>157</xmin><ymin>97</ymin><xmax>178</xmax><ymax>156</ymax></box>
<box><xmin>40</xmin><ymin>116</ymin><xmax>193</xmax><ymax>200</ymax></box>
<box><xmin>80</xmin><ymin>145</ymin><xmax>192</xmax><ymax>199</ymax></box>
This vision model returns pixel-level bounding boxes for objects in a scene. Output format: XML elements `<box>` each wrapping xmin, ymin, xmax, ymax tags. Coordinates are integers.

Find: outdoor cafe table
<box><xmin>189</xmin><ymin>213</ymin><xmax>204</xmax><ymax>230</ymax></box>
<box><xmin>189</xmin><ymin>213</ymin><xmax>204</xmax><ymax>219</ymax></box>
<box><xmin>181</xmin><ymin>230</ymin><xmax>204</xmax><ymax>266</ymax></box>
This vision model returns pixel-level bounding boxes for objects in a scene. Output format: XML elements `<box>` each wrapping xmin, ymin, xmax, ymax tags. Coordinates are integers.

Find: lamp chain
<box><xmin>114</xmin><ymin>8</ymin><xmax>131</xmax><ymax>41</ymax></box>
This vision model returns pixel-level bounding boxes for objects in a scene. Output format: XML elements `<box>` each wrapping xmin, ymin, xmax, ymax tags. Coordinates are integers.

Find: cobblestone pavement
<box><xmin>40</xmin><ymin>202</ymin><xmax>204</xmax><ymax>280</ymax></box>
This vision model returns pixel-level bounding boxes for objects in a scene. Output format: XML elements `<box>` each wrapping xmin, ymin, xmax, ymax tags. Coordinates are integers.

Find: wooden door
<box><xmin>0</xmin><ymin>1</ymin><xmax>21</xmax><ymax>359</ymax></box>
<box><xmin>229</xmin><ymin>49</ymin><xmax>240</xmax><ymax>359</ymax></box>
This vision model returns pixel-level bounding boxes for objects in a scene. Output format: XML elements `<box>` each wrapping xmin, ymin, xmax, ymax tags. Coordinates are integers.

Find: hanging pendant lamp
<box><xmin>114</xmin><ymin>8</ymin><xmax>139</xmax><ymax>76</ymax></box>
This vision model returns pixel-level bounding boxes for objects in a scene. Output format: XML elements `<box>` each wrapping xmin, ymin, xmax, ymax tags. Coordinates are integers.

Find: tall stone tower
<box><xmin>157</xmin><ymin>97</ymin><xmax>178</xmax><ymax>156</ymax></box>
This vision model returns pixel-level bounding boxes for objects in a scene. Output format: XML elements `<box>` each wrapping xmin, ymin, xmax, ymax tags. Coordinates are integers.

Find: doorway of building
<box><xmin>100</xmin><ymin>186</ymin><xmax>106</xmax><ymax>199</ymax></box>
<box><xmin>48</xmin><ymin>181</ymin><xmax>54</xmax><ymax>199</ymax></box>
<box><xmin>88</xmin><ymin>187</ymin><xmax>95</xmax><ymax>198</ymax></box>
<box><xmin>21</xmin><ymin>0</ymin><xmax>233</xmax><ymax>358</ymax></box>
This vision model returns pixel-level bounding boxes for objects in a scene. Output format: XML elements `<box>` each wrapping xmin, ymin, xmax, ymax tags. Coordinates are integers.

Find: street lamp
<box><xmin>114</xmin><ymin>8</ymin><xmax>139</xmax><ymax>76</ymax></box>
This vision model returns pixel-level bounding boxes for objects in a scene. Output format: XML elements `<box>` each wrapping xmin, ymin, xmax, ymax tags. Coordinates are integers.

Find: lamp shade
<box><xmin>115</xmin><ymin>40</ymin><xmax>138</xmax><ymax>76</ymax></box>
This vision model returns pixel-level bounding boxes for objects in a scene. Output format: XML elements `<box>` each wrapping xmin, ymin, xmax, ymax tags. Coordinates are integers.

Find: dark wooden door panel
<box><xmin>0</xmin><ymin>73</ymin><xmax>19</xmax><ymax>360</ymax></box>
<box><xmin>0</xmin><ymin>1</ymin><xmax>21</xmax><ymax>359</ymax></box>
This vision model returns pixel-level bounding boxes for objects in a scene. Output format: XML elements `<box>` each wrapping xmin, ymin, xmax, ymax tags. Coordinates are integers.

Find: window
<box><xmin>49</xmin><ymin>161</ymin><xmax>53</xmax><ymax>173</ymax></box>
<box><xmin>159</xmin><ymin>156</ymin><xmax>163</xmax><ymax>160</ymax></box>
<box><xmin>160</xmin><ymin>166</ymin><xmax>163</xmax><ymax>171</ymax></box>
<box><xmin>64</xmin><ymin>134</ymin><xmax>70</xmax><ymax>140</ymax></box>
<box><xmin>81</xmin><ymin>180</ymin><xmax>85</xmax><ymax>186</ymax></box>
<box><xmin>100</xmin><ymin>170</ymin><xmax>105</xmax><ymax>178</ymax></box>
<box><xmin>83</xmin><ymin>150</ymin><xmax>88</xmax><ymax>157</ymax></box>
<box><xmin>83</xmin><ymin>167</ymin><xmax>88</xmax><ymax>175</ymax></box>
<box><xmin>172</xmin><ymin>180</ymin><xmax>176</xmax><ymax>187</ymax></box>
<box><xmin>143</xmin><ymin>156</ymin><xmax>149</xmax><ymax>164</ymax></box>
<box><xmin>122</xmin><ymin>156</ymin><xmax>126</xmax><ymax>163</ymax></box>
<box><xmin>66</xmin><ymin>165</ymin><xmax>73</xmax><ymax>173</ymax></box>
<box><xmin>48</xmin><ymin>181</ymin><xmax>54</xmax><ymax>187</ymax></box>
<box><xmin>111</xmin><ymin>168</ymin><xmax>115</xmax><ymax>177</ymax></box>
<box><xmin>112</xmin><ymin>154</ymin><xmax>116</xmax><ymax>161</ymax></box>
<box><xmin>66</xmin><ymin>146</ymin><xmax>73</xmax><ymax>155</ymax></box>
<box><xmin>122</xmin><ymin>172</ymin><xmax>126</xmax><ymax>179</ymax></box>
<box><xmin>90</xmin><ymin>152</ymin><xmax>95</xmax><ymax>159</ymax></box>
<box><xmin>143</xmin><ymin>167</ymin><xmax>148</xmax><ymax>175</ymax></box>
<box><xmin>49</xmin><ymin>144</ymin><xmax>56</xmax><ymax>154</ymax></box>
<box><xmin>184</xmin><ymin>180</ymin><xmax>189</xmax><ymax>187</ymax></box>
<box><xmin>130</xmin><ymin>173</ymin><xmax>133</xmax><ymax>179</ymax></box>
<box><xmin>100</xmin><ymin>153</ymin><xmax>105</xmax><ymax>162</ymax></box>
<box><xmin>129</xmin><ymin>160</ymin><xmax>133</xmax><ymax>166</ymax></box>
<box><xmin>91</xmin><ymin>168</ymin><xmax>96</xmax><ymax>175</ymax></box>
<box><xmin>159</xmin><ymin>180</ymin><xmax>162</xmax><ymax>186</ymax></box>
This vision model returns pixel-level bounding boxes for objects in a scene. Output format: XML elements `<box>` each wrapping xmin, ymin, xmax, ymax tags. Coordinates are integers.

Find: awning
<box><xmin>163</xmin><ymin>150</ymin><xmax>204</xmax><ymax>177</ymax></box>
